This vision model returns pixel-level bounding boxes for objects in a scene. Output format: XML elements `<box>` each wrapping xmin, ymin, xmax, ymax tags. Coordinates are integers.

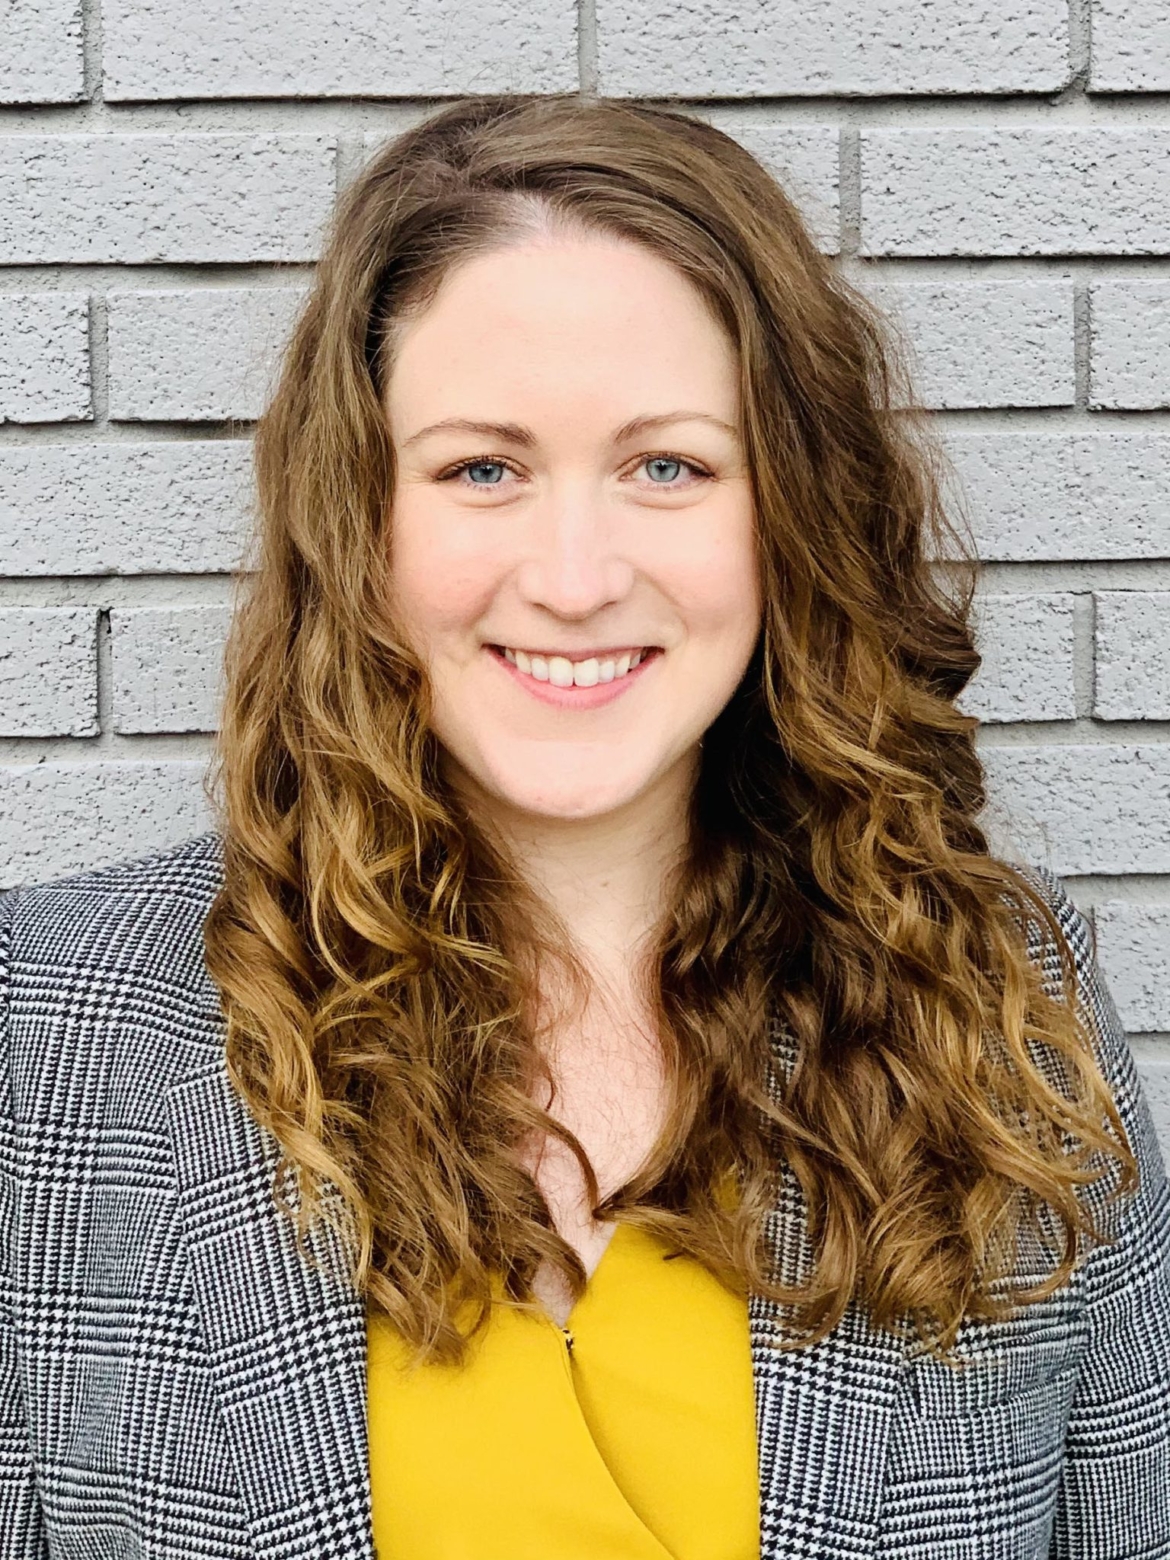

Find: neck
<box><xmin>450</xmin><ymin>752</ymin><xmax>697</xmax><ymax>978</ymax></box>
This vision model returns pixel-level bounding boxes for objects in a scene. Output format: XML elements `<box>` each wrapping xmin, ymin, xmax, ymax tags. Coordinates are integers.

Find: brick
<box><xmin>0</xmin><ymin>609</ymin><xmax>98</xmax><ymax>737</ymax></box>
<box><xmin>1090</xmin><ymin>0</ymin><xmax>1170</xmax><ymax>92</ymax></box>
<box><xmin>0</xmin><ymin>0</ymin><xmax>84</xmax><ymax>103</ymax></box>
<box><xmin>978</xmin><ymin>744</ymin><xmax>1170</xmax><ymax>876</ymax></box>
<box><xmin>685</xmin><ymin>120</ymin><xmax>840</xmax><ymax>254</ymax></box>
<box><xmin>1089</xmin><ymin>281</ymin><xmax>1170</xmax><ymax>409</ymax></box>
<box><xmin>104</xmin><ymin>0</ymin><xmax>577</xmax><ymax>100</ymax></box>
<box><xmin>0</xmin><ymin>136</ymin><xmax>335</xmax><ymax>265</ymax></box>
<box><xmin>597</xmin><ymin>0</ymin><xmax>1067</xmax><ymax>97</ymax></box>
<box><xmin>943</xmin><ymin>433</ymin><xmax>1170</xmax><ymax>562</ymax></box>
<box><xmin>0</xmin><ymin>292</ymin><xmax>91</xmax><ymax>422</ymax></box>
<box><xmin>108</xmin><ymin>288</ymin><xmax>309</xmax><ymax>422</ymax></box>
<box><xmin>861</xmin><ymin>130</ymin><xmax>1170</xmax><ymax>256</ymax></box>
<box><xmin>0</xmin><ymin>442</ymin><xmax>253</xmax><ymax>576</ymax></box>
<box><xmin>1094</xmin><ymin>592</ymin><xmax>1170</xmax><ymax>721</ymax></box>
<box><xmin>868</xmin><ymin>282</ymin><xmax>1073</xmax><ymax>409</ymax></box>
<box><xmin>958</xmin><ymin>594</ymin><xmax>1076</xmax><ymax>723</ymax></box>
<box><xmin>112</xmin><ymin>606</ymin><xmax>232</xmax><ymax>733</ymax></box>
<box><xmin>1095</xmin><ymin>903</ymin><xmax>1170</xmax><ymax>1031</ymax></box>
<box><xmin>0</xmin><ymin>763</ymin><xmax>211</xmax><ymax>891</ymax></box>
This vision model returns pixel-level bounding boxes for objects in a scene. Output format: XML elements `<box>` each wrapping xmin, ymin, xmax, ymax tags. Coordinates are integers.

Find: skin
<box><xmin>384</xmin><ymin>228</ymin><xmax>762</xmax><ymax>1324</ymax></box>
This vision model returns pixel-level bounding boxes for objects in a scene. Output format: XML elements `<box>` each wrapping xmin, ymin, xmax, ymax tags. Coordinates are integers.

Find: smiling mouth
<box><xmin>490</xmin><ymin>645</ymin><xmax>661</xmax><ymax>689</ymax></box>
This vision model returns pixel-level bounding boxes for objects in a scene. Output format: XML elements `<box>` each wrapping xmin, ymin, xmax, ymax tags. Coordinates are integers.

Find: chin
<box><xmin>480</xmin><ymin>756</ymin><xmax>653</xmax><ymax>822</ymax></box>
<box><xmin>498</xmin><ymin>781</ymin><xmax>641</xmax><ymax>821</ymax></box>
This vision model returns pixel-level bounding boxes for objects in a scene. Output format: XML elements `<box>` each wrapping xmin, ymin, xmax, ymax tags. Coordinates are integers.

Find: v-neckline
<box><xmin>543</xmin><ymin>1218</ymin><xmax>628</xmax><ymax>1332</ymax></box>
<box><xmin>172</xmin><ymin>1042</ymin><xmax>911</xmax><ymax>1560</ymax></box>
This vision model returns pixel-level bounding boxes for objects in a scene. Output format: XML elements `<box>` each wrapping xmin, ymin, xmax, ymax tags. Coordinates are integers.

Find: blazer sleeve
<box><xmin>1030</xmin><ymin>870</ymin><xmax>1170</xmax><ymax>1559</ymax></box>
<box><xmin>0</xmin><ymin>891</ymin><xmax>48</xmax><ymax>1557</ymax></box>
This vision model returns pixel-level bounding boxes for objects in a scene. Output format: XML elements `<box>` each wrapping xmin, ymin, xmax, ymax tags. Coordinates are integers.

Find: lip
<box><xmin>495</xmin><ymin>645</ymin><xmax>653</xmax><ymax>661</ymax></box>
<box><xmin>486</xmin><ymin>644</ymin><xmax>661</xmax><ymax>709</ymax></box>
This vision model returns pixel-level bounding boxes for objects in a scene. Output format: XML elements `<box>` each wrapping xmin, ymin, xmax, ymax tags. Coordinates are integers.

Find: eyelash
<box><xmin>435</xmin><ymin>452</ymin><xmax>713</xmax><ymax>490</ymax></box>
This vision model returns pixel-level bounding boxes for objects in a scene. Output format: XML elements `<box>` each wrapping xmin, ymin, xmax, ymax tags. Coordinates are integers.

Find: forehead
<box><xmin>382</xmin><ymin>235</ymin><xmax>740</xmax><ymax>433</ymax></box>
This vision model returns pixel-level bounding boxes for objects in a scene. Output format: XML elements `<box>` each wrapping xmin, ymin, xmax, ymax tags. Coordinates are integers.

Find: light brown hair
<box><xmin>203</xmin><ymin>92</ymin><xmax>1136</xmax><ymax>1365</ymax></box>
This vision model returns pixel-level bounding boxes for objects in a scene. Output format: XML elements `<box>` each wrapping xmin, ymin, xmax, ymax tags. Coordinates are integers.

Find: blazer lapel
<box><xmin>164</xmin><ymin>1012</ymin><xmax>905</xmax><ymax>1560</ymax></box>
<box><xmin>166</xmin><ymin>1054</ymin><xmax>374</xmax><ymax>1560</ymax></box>
<box><xmin>752</xmin><ymin>1031</ymin><xmax>909</xmax><ymax>1560</ymax></box>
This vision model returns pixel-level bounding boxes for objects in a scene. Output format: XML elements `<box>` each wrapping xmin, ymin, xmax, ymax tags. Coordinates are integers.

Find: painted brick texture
<box><xmin>0</xmin><ymin>762</ymin><xmax>211</xmax><ymax>885</ymax></box>
<box><xmin>0</xmin><ymin>293</ymin><xmax>91</xmax><ymax>422</ymax></box>
<box><xmin>107</xmin><ymin>288</ymin><xmax>309</xmax><ymax>421</ymax></box>
<box><xmin>0</xmin><ymin>444</ymin><xmax>253</xmax><ymax>575</ymax></box>
<box><xmin>111</xmin><ymin>606</ymin><xmax>233</xmax><ymax>732</ymax></box>
<box><xmin>0</xmin><ymin>136</ymin><xmax>337</xmax><ymax>264</ymax></box>
<box><xmin>0</xmin><ymin>0</ymin><xmax>84</xmax><ymax>103</ymax></box>
<box><xmin>1090</xmin><ymin>282</ymin><xmax>1170</xmax><ymax>409</ymax></box>
<box><xmin>978</xmin><ymin>746</ymin><xmax>1170</xmax><ymax>877</ymax></box>
<box><xmin>1090</xmin><ymin>0</ymin><xmax>1170</xmax><ymax>92</ymax></box>
<box><xmin>103</xmin><ymin>0</ymin><xmax>579</xmax><ymax>100</ymax></box>
<box><xmin>0</xmin><ymin>610</ymin><xmax>98</xmax><ymax>736</ymax></box>
<box><xmin>861</xmin><ymin>131</ymin><xmax>1170</xmax><ymax>256</ymax></box>
<box><xmin>959</xmin><ymin>595</ymin><xmax>1075</xmax><ymax>723</ymax></box>
<box><xmin>1094</xmin><ymin>593</ymin><xmax>1170</xmax><ymax>721</ymax></box>
<box><xmin>1</xmin><ymin>0</ymin><xmax>1167</xmax><ymax>1157</ymax></box>
<box><xmin>596</xmin><ymin>1</ymin><xmax>1069</xmax><ymax>97</ymax></box>
<box><xmin>870</xmin><ymin>282</ymin><xmax>1073</xmax><ymax>409</ymax></box>
<box><xmin>946</xmin><ymin>434</ymin><xmax>1170</xmax><ymax>561</ymax></box>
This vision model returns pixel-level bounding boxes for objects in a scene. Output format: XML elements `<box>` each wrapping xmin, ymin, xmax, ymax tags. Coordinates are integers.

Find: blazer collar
<box><xmin>167</xmin><ymin>1039</ymin><xmax>907</xmax><ymax>1560</ymax></box>
<box><xmin>167</xmin><ymin>1058</ymin><xmax>374</xmax><ymax>1560</ymax></box>
<box><xmin>750</xmin><ymin>1026</ymin><xmax>909</xmax><ymax>1557</ymax></box>
<box><xmin>750</xmin><ymin>1169</ymin><xmax>909</xmax><ymax>1557</ymax></box>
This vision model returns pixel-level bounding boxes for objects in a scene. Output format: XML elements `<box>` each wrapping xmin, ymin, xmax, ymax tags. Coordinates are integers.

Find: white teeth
<box><xmin>500</xmin><ymin>646</ymin><xmax>654</xmax><ymax>686</ymax></box>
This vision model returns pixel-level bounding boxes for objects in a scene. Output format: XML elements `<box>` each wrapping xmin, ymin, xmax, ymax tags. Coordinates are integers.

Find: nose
<box><xmin>514</xmin><ymin>497</ymin><xmax>635</xmax><ymax>619</ymax></box>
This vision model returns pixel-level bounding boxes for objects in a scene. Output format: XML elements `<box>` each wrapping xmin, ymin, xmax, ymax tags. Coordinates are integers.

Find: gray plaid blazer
<box><xmin>1</xmin><ymin>830</ymin><xmax>1168</xmax><ymax>1560</ymax></box>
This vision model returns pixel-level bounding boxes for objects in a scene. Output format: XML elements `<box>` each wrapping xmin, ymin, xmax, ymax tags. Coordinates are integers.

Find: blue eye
<box><xmin>465</xmin><ymin>461</ymin><xmax>507</xmax><ymax>484</ymax></box>
<box><xmin>438</xmin><ymin>453</ymin><xmax>710</xmax><ymax>490</ymax></box>
<box><xmin>646</xmin><ymin>457</ymin><xmax>683</xmax><ymax>483</ymax></box>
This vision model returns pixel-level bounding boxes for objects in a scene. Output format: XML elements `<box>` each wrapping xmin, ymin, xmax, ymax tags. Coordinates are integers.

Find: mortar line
<box><xmin>95</xmin><ymin>605</ymin><xmax>112</xmax><ymax>744</ymax></box>
<box><xmin>578</xmin><ymin>0</ymin><xmax>598</xmax><ymax>97</ymax></box>
<box><xmin>838</xmin><ymin>126</ymin><xmax>861</xmax><ymax>258</ymax></box>
<box><xmin>1073</xmin><ymin>281</ymin><xmax>1091</xmax><ymax>411</ymax></box>
<box><xmin>1069</xmin><ymin>0</ymin><xmax>1092</xmax><ymax>90</ymax></box>
<box><xmin>79</xmin><ymin>0</ymin><xmax>102</xmax><ymax>111</ymax></box>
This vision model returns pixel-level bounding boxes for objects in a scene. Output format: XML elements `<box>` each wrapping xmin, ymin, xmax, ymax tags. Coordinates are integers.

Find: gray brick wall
<box><xmin>1</xmin><ymin>1</ymin><xmax>1167</xmax><ymax>1156</ymax></box>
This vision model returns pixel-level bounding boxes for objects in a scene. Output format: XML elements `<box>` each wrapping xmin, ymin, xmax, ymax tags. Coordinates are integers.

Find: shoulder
<box><xmin>3</xmin><ymin>825</ymin><xmax>224</xmax><ymax>909</ymax></box>
<box><xmin>1</xmin><ymin>829</ymin><xmax>224</xmax><ymax>977</ymax></box>
<box><xmin>1000</xmin><ymin>858</ymin><xmax>1123</xmax><ymax>1078</ymax></box>
<box><xmin>995</xmin><ymin>859</ymin><xmax>1093</xmax><ymax>988</ymax></box>
<box><xmin>0</xmin><ymin>831</ymin><xmax>228</xmax><ymax>1119</ymax></box>
<box><xmin>1006</xmin><ymin>859</ymin><xmax>1170</xmax><ymax>1276</ymax></box>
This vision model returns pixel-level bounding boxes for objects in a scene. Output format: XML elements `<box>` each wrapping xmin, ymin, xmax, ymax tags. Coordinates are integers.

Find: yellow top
<box><xmin>366</xmin><ymin>1220</ymin><xmax>760</xmax><ymax>1560</ymax></box>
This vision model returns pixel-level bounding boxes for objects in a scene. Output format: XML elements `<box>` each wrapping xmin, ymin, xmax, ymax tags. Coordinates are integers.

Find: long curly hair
<box><xmin>202</xmin><ymin>91</ymin><xmax>1136</xmax><ymax>1367</ymax></box>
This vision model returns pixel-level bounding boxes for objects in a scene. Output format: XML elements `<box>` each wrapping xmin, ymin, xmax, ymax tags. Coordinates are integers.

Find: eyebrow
<box><xmin>401</xmin><ymin>410</ymin><xmax>739</xmax><ymax>450</ymax></box>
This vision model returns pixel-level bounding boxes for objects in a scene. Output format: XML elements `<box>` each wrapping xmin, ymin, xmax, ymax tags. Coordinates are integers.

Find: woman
<box><xmin>1</xmin><ymin>92</ymin><xmax>1167</xmax><ymax>1560</ymax></box>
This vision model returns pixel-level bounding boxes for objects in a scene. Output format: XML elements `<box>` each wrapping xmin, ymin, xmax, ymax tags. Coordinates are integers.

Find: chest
<box><xmin>15</xmin><ymin>1050</ymin><xmax>1093</xmax><ymax>1560</ymax></box>
<box><xmin>519</xmin><ymin>1014</ymin><xmax>672</xmax><ymax>1305</ymax></box>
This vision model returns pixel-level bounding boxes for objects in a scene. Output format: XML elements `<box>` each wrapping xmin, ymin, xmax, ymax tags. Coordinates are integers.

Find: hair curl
<box><xmin>203</xmin><ymin>92</ymin><xmax>1136</xmax><ymax>1366</ymax></box>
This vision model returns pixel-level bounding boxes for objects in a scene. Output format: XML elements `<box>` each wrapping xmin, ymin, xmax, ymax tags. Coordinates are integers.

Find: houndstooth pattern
<box><xmin>0</xmin><ymin>830</ymin><xmax>1167</xmax><ymax>1559</ymax></box>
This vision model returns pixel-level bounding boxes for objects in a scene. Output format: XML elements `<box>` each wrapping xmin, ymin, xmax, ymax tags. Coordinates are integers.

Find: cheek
<box><xmin>388</xmin><ymin>502</ymin><xmax>502</xmax><ymax>646</ymax></box>
<box><xmin>664</xmin><ymin>516</ymin><xmax>761</xmax><ymax>654</ymax></box>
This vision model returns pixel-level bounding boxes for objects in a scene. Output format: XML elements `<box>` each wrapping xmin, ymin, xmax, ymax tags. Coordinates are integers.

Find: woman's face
<box><xmin>383</xmin><ymin>231</ymin><xmax>762</xmax><ymax>823</ymax></box>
